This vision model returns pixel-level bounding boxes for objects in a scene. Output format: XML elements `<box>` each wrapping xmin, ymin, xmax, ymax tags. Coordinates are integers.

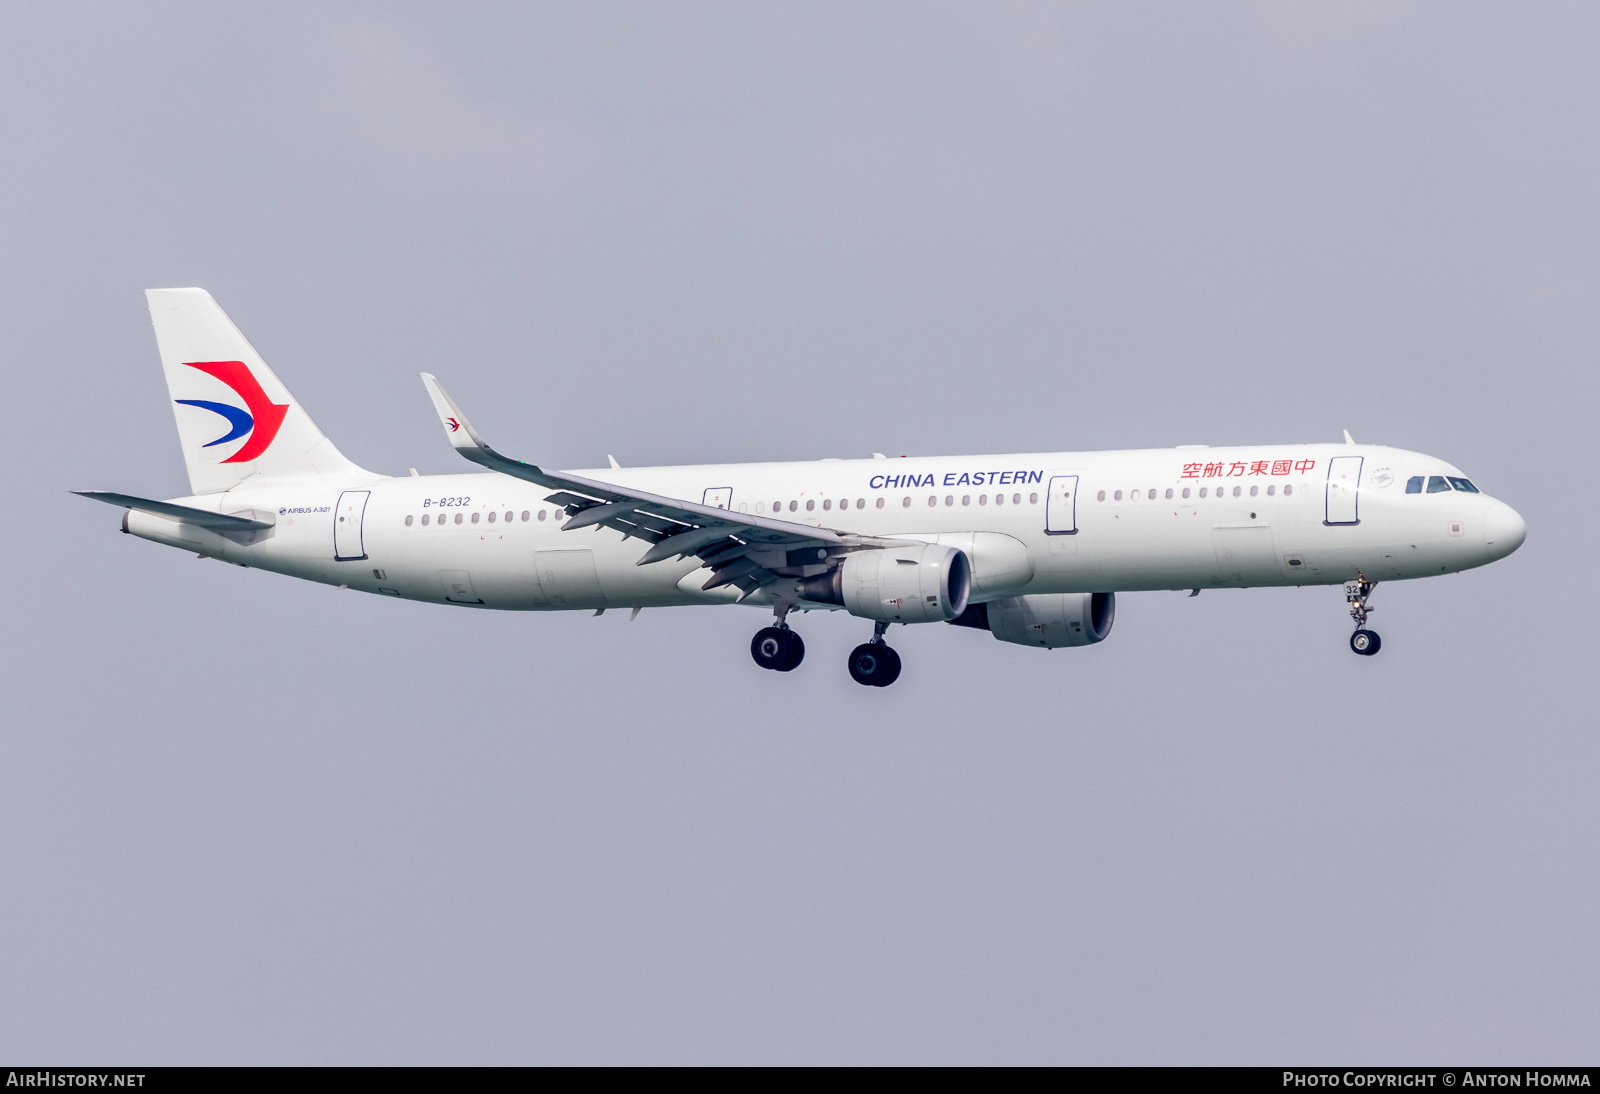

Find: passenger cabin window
<box><xmin>405</xmin><ymin>515</ymin><xmax>414</xmax><ymax>526</ymax></box>
<box><xmin>1406</xmin><ymin>476</ymin><xmax>1424</xmax><ymax>494</ymax></box>
<box><xmin>1427</xmin><ymin>476</ymin><xmax>1451</xmax><ymax>493</ymax></box>
<box><xmin>1448</xmin><ymin>477</ymin><xmax>1479</xmax><ymax>493</ymax></box>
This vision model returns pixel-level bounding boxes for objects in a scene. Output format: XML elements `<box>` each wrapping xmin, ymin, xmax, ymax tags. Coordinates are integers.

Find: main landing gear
<box><xmin>1346</xmin><ymin>575</ymin><xmax>1382</xmax><ymax>657</ymax></box>
<box><xmin>848</xmin><ymin>622</ymin><xmax>902</xmax><ymax>688</ymax></box>
<box><xmin>751</xmin><ymin>625</ymin><xmax>805</xmax><ymax>672</ymax></box>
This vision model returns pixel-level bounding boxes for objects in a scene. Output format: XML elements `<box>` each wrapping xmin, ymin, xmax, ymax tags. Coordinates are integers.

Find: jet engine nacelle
<box><xmin>798</xmin><ymin>544</ymin><xmax>971</xmax><ymax>624</ymax></box>
<box><xmin>949</xmin><ymin>592</ymin><xmax>1115</xmax><ymax>648</ymax></box>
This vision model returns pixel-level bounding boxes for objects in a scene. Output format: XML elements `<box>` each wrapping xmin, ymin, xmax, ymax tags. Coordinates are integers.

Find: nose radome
<box><xmin>1483</xmin><ymin>500</ymin><xmax>1527</xmax><ymax>559</ymax></box>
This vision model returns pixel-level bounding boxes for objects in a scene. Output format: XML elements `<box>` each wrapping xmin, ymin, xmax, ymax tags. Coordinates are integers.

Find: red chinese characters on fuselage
<box><xmin>1180</xmin><ymin>458</ymin><xmax>1315</xmax><ymax>480</ymax></box>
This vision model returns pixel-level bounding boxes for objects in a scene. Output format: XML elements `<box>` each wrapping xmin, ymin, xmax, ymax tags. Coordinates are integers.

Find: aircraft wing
<box><xmin>421</xmin><ymin>374</ymin><xmax>847</xmax><ymax>597</ymax></box>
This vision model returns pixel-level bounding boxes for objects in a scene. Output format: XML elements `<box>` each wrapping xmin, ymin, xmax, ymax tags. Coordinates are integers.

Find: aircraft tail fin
<box><xmin>147</xmin><ymin>288</ymin><xmax>372</xmax><ymax>495</ymax></box>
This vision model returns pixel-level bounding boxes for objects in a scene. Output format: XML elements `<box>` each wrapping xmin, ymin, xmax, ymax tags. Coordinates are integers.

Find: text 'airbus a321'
<box><xmin>78</xmin><ymin>288</ymin><xmax>1527</xmax><ymax>686</ymax></box>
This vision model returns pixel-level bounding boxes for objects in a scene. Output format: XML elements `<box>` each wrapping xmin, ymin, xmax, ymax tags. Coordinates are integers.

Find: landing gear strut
<box><xmin>1346</xmin><ymin>575</ymin><xmax>1382</xmax><ymax>657</ymax></box>
<box><xmin>848</xmin><ymin>621</ymin><xmax>902</xmax><ymax>687</ymax></box>
<box><xmin>751</xmin><ymin>604</ymin><xmax>805</xmax><ymax>672</ymax></box>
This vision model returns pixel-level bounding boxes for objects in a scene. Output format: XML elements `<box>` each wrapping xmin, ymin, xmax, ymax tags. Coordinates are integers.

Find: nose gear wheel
<box><xmin>1345</xmin><ymin>575</ymin><xmax>1382</xmax><ymax>656</ymax></box>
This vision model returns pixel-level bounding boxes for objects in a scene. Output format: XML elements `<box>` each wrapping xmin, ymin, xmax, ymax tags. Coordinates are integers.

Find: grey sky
<box><xmin>2</xmin><ymin>1</ymin><xmax>1595</xmax><ymax>1063</ymax></box>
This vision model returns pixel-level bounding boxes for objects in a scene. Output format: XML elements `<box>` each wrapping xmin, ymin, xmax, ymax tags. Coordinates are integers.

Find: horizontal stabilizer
<box><xmin>73</xmin><ymin>491</ymin><xmax>275</xmax><ymax>531</ymax></box>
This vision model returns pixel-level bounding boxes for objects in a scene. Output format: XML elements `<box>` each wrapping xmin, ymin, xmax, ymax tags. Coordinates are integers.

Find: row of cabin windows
<box><xmin>387</xmin><ymin>476</ymin><xmax>1485</xmax><ymax>529</ymax></box>
<box><xmin>403</xmin><ymin>490</ymin><xmax>1057</xmax><ymax>527</ymax></box>
<box><xmin>1406</xmin><ymin>475</ymin><xmax>1479</xmax><ymax>494</ymax></box>
<box><xmin>1098</xmin><ymin>484</ymin><xmax>1296</xmax><ymax>502</ymax></box>
<box><xmin>404</xmin><ymin>509</ymin><xmax>560</xmax><ymax>526</ymax></box>
<box><xmin>758</xmin><ymin>493</ymin><xmax>1040</xmax><ymax>514</ymax></box>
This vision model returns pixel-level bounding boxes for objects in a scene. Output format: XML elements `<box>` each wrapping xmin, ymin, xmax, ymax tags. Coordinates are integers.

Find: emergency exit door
<box><xmin>334</xmin><ymin>490</ymin><xmax>370</xmax><ymax>560</ymax></box>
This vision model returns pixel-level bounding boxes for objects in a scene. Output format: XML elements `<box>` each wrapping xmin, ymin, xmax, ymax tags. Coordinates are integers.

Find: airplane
<box><xmin>77</xmin><ymin>288</ymin><xmax>1527</xmax><ymax>686</ymax></box>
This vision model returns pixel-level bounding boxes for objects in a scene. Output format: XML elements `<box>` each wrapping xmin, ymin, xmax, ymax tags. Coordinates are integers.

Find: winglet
<box><xmin>420</xmin><ymin>373</ymin><xmax>491</xmax><ymax>453</ymax></box>
<box><xmin>1343</xmin><ymin>429</ymin><xmax>1356</xmax><ymax>445</ymax></box>
<box><xmin>419</xmin><ymin>373</ymin><xmax>559</xmax><ymax>487</ymax></box>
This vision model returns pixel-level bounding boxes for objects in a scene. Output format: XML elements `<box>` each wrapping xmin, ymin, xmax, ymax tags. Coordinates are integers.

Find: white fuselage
<box><xmin>123</xmin><ymin>443</ymin><xmax>1526</xmax><ymax>613</ymax></box>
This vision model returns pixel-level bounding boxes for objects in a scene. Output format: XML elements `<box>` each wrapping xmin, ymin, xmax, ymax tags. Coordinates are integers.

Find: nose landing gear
<box><xmin>1346</xmin><ymin>575</ymin><xmax>1382</xmax><ymax>656</ymax></box>
<box><xmin>848</xmin><ymin>621</ymin><xmax>902</xmax><ymax>687</ymax></box>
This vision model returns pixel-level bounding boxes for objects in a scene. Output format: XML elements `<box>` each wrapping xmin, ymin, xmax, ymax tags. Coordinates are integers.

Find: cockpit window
<box><xmin>1448</xmin><ymin>477</ymin><xmax>1479</xmax><ymax>493</ymax></box>
<box><xmin>1405</xmin><ymin>476</ymin><xmax>1424</xmax><ymax>494</ymax></box>
<box><xmin>1427</xmin><ymin>475</ymin><xmax>1452</xmax><ymax>493</ymax></box>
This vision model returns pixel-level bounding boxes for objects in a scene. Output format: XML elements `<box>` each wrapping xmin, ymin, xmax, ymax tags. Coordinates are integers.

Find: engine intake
<box><xmin>948</xmin><ymin>592</ymin><xmax>1115</xmax><ymax>648</ymax></box>
<box><xmin>798</xmin><ymin>544</ymin><xmax>971</xmax><ymax>624</ymax></box>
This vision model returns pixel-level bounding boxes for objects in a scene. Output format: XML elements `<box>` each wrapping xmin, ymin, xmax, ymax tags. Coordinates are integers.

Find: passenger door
<box><xmin>1324</xmin><ymin>456</ymin><xmax>1363</xmax><ymax>525</ymax></box>
<box><xmin>333</xmin><ymin>490</ymin><xmax>370</xmax><ymax>561</ymax></box>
